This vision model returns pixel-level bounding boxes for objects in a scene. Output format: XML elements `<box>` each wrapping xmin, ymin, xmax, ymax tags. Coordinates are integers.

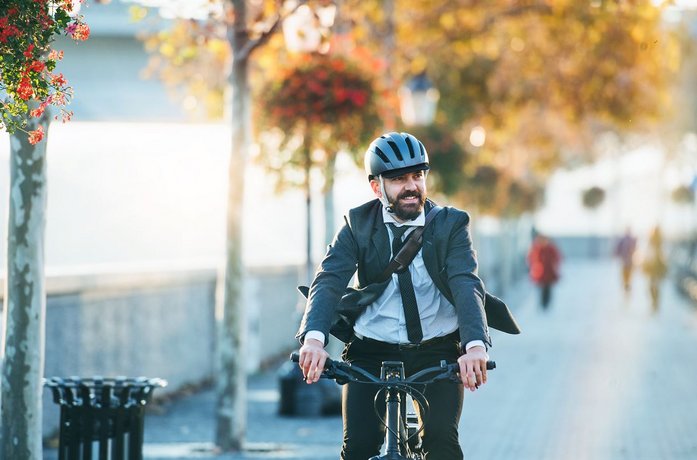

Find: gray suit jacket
<box><xmin>297</xmin><ymin>199</ymin><xmax>506</xmax><ymax>347</ymax></box>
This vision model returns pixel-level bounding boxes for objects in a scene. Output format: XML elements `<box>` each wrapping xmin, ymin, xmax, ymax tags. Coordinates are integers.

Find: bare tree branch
<box><xmin>237</xmin><ymin>2</ymin><xmax>303</xmax><ymax>60</ymax></box>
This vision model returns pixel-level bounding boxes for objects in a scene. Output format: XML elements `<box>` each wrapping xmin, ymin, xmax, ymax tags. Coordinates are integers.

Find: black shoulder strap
<box><xmin>377</xmin><ymin>206</ymin><xmax>443</xmax><ymax>281</ymax></box>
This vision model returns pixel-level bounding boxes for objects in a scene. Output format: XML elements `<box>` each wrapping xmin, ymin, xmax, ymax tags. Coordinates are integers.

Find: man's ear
<box><xmin>370</xmin><ymin>179</ymin><xmax>382</xmax><ymax>198</ymax></box>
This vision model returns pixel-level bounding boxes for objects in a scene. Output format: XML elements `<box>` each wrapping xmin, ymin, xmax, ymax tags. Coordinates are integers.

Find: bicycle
<box><xmin>291</xmin><ymin>352</ymin><xmax>495</xmax><ymax>460</ymax></box>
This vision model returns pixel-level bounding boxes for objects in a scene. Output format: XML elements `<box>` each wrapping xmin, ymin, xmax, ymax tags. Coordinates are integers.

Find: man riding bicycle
<box><xmin>297</xmin><ymin>132</ymin><xmax>511</xmax><ymax>459</ymax></box>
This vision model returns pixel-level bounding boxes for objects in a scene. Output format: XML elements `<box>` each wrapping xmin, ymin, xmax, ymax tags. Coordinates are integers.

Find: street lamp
<box><xmin>399</xmin><ymin>72</ymin><xmax>440</xmax><ymax>126</ymax></box>
<box><xmin>469</xmin><ymin>125</ymin><xmax>486</xmax><ymax>148</ymax></box>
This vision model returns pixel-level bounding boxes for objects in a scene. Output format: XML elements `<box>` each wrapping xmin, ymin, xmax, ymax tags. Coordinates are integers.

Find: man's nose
<box><xmin>404</xmin><ymin>178</ymin><xmax>418</xmax><ymax>190</ymax></box>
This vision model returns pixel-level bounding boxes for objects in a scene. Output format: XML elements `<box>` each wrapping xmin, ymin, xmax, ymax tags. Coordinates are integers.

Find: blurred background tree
<box><xmin>342</xmin><ymin>0</ymin><xmax>678</xmax><ymax>212</ymax></box>
<box><xmin>140</xmin><ymin>18</ymin><xmax>230</xmax><ymax>120</ymax></box>
<box><xmin>134</xmin><ymin>1</ymin><xmax>678</xmax><ymax>219</ymax></box>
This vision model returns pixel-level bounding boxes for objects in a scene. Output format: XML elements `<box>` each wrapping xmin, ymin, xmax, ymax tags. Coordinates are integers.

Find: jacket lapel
<box><xmin>422</xmin><ymin>202</ymin><xmax>452</xmax><ymax>301</ymax></box>
<box><xmin>371</xmin><ymin>210</ymin><xmax>390</xmax><ymax>271</ymax></box>
<box><xmin>422</xmin><ymin>207</ymin><xmax>439</xmax><ymax>283</ymax></box>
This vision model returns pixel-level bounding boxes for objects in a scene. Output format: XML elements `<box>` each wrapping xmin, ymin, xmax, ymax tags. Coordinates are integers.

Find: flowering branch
<box><xmin>0</xmin><ymin>0</ymin><xmax>90</xmax><ymax>143</ymax></box>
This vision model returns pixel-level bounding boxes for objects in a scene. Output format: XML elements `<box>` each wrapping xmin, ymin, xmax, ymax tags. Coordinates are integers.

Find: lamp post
<box><xmin>398</xmin><ymin>72</ymin><xmax>440</xmax><ymax>126</ymax></box>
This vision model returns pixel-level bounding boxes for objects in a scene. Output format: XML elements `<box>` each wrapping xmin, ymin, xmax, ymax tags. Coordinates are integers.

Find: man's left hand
<box><xmin>457</xmin><ymin>346</ymin><xmax>488</xmax><ymax>391</ymax></box>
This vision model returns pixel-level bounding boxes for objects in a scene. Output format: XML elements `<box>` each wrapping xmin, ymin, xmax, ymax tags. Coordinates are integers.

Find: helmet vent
<box><xmin>374</xmin><ymin>146</ymin><xmax>390</xmax><ymax>164</ymax></box>
<box><xmin>405</xmin><ymin>137</ymin><xmax>416</xmax><ymax>159</ymax></box>
<box><xmin>386</xmin><ymin>140</ymin><xmax>403</xmax><ymax>161</ymax></box>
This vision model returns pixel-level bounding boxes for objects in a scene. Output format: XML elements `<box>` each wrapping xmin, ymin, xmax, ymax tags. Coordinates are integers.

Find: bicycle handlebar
<box><xmin>290</xmin><ymin>352</ymin><xmax>495</xmax><ymax>386</ymax></box>
<box><xmin>290</xmin><ymin>350</ymin><xmax>496</xmax><ymax>452</ymax></box>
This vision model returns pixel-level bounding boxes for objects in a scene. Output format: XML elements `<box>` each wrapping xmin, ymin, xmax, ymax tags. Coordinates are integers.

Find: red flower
<box><xmin>48</xmin><ymin>49</ymin><xmax>64</xmax><ymax>61</ymax></box>
<box><xmin>27</xmin><ymin>126</ymin><xmax>44</xmax><ymax>145</ymax></box>
<box><xmin>70</xmin><ymin>23</ymin><xmax>90</xmax><ymax>41</ymax></box>
<box><xmin>30</xmin><ymin>103</ymin><xmax>46</xmax><ymax>118</ymax></box>
<box><xmin>349</xmin><ymin>90</ymin><xmax>367</xmax><ymax>107</ymax></box>
<box><xmin>307</xmin><ymin>80</ymin><xmax>323</xmax><ymax>94</ymax></box>
<box><xmin>27</xmin><ymin>60</ymin><xmax>45</xmax><ymax>73</ymax></box>
<box><xmin>60</xmin><ymin>0</ymin><xmax>74</xmax><ymax>12</ymax></box>
<box><xmin>334</xmin><ymin>88</ymin><xmax>348</xmax><ymax>103</ymax></box>
<box><xmin>51</xmin><ymin>73</ymin><xmax>67</xmax><ymax>87</ymax></box>
<box><xmin>17</xmin><ymin>78</ymin><xmax>34</xmax><ymax>100</ymax></box>
<box><xmin>24</xmin><ymin>44</ymin><xmax>35</xmax><ymax>58</ymax></box>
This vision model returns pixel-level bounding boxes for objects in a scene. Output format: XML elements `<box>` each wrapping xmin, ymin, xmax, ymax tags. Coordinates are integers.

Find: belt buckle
<box><xmin>398</xmin><ymin>342</ymin><xmax>421</xmax><ymax>351</ymax></box>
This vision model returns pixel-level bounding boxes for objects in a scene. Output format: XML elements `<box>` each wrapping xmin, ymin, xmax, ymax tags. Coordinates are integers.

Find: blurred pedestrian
<box><xmin>642</xmin><ymin>225</ymin><xmax>668</xmax><ymax>312</ymax></box>
<box><xmin>527</xmin><ymin>234</ymin><xmax>562</xmax><ymax>310</ymax></box>
<box><xmin>614</xmin><ymin>227</ymin><xmax>637</xmax><ymax>293</ymax></box>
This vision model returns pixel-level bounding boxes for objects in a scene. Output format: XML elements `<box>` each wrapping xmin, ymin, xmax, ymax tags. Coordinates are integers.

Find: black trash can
<box><xmin>277</xmin><ymin>361</ymin><xmax>341</xmax><ymax>417</ymax></box>
<box><xmin>44</xmin><ymin>376</ymin><xmax>167</xmax><ymax>460</ymax></box>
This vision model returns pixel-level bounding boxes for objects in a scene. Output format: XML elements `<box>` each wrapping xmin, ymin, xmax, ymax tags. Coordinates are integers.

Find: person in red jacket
<box><xmin>527</xmin><ymin>234</ymin><xmax>562</xmax><ymax>310</ymax></box>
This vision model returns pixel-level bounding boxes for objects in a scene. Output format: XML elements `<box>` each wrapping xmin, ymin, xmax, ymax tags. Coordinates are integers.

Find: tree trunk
<box><xmin>304</xmin><ymin>132</ymin><xmax>313</xmax><ymax>284</ymax></box>
<box><xmin>323</xmin><ymin>154</ymin><xmax>336</xmax><ymax>247</ymax></box>
<box><xmin>215</xmin><ymin>0</ymin><xmax>248</xmax><ymax>451</ymax></box>
<box><xmin>1</xmin><ymin>109</ymin><xmax>50</xmax><ymax>460</ymax></box>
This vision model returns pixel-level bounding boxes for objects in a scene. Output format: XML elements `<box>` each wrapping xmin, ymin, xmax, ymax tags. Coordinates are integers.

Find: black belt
<box><xmin>352</xmin><ymin>331</ymin><xmax>459</xmax><ymax>351</ymax></box>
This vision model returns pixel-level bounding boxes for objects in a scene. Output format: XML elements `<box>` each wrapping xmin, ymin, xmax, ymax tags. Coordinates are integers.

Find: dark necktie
<box><xmin>390</xmin><ymin>224</ymin><xmax>423</xmax><ymax>344</ymax></box>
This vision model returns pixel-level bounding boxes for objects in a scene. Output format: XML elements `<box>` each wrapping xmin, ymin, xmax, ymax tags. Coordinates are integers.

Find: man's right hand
<box><xmin>298</xmin><ymin>338</ymin><xmax>329</xmax><ymax>384</ymax></box>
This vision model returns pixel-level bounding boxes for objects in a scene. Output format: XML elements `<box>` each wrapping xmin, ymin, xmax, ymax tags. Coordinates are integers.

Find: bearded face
<box><xmin>386</xmin><ymin>187</ymin><xmax>426</xmax><ymax>221</ymax></box>
<box><xmin>382</xmin><ymin>171</ymin><xmax>427</xmax><ymax>221</ymax></box>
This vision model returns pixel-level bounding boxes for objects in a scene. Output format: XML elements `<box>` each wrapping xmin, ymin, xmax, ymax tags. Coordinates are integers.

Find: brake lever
<box><xmin>322</xmin><ymin>362</ymin><xmax>353</xmax><ymax>385</ymax></box>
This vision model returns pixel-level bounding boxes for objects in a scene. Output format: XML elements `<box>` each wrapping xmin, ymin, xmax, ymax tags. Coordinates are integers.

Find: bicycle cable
<box><xmin>372</xmin><ymin>382</ymin><xmax>431</xmax><ymax>452</ymax></box>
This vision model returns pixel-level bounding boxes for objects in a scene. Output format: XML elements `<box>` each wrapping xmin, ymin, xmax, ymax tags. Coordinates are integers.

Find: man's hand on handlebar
<box><xmin>298</xmin><ymin>338</ymin><xmax>329</xmax><ymax>384</ymax></box>
<box><xmin>457</xmin><ymin>345</ymin><xmax>488</xmax><ymax>392</ymax></box>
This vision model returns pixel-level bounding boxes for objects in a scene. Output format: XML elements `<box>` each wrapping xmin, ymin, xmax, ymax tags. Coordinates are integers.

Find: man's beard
<box><xmin>388</xmin><ymin>190</ymin><xmax>426</xmax><ymax>221</ymax></box>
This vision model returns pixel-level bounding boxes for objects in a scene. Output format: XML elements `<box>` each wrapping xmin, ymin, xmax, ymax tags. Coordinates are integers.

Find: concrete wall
<box><xmin>1</xmin><ymin>264</ymin><xmax>303</xmax><ymax>437</ymax></box>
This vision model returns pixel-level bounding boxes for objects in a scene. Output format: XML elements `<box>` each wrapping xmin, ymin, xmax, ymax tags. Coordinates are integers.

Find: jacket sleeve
<box><xmin>296</xmin><ymin>220</ymin><xmax>359</xmax><ymax>345</ymax></box>
<box><xmin>443</xmin><ymin>211</ymin><xmax>491</xmax><ymax>347</ymax></box>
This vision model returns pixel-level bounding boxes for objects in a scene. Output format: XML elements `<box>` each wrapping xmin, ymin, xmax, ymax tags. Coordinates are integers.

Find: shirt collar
<box><xmin>382</xmin><ymin>207</ymin><xmax>425</xmax><ymax>227</ymax></box>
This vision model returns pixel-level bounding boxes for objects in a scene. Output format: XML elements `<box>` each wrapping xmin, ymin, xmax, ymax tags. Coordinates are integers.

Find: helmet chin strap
<box><xmin>378</xmin><ymin>176</ymin><xmax>395</xmax><ymax>213</ymax></box>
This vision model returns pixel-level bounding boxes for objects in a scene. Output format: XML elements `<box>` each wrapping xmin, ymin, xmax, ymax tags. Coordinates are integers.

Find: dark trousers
<box><xmin>340</xmin><ymin>334</ymin><xmax>464</xmax><ymax>460</ymax></box>
<box><xmin>540</xmin><ymin>284</ymin><xmax>552</xmax><ymax>309</ymax></box>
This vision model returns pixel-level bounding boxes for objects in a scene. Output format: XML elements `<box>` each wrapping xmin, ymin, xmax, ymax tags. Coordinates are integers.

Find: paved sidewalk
<box><xmin>43</xmin><ymin>259</ymin><xmax>697</xmax><ymax>459</ymax></box>
<box><xmin>460</xmin><ymin>259</ymin><xmax>697</xmax><ymax>459</ymax></box>
<box><xmin>140</xmin><ymin>368</ymin><xmax>343</xmax><ymax>460</ymax></box>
